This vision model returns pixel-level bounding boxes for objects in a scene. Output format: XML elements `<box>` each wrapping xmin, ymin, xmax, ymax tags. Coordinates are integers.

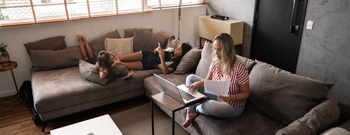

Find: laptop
<box><xmin>154</xmin><ymin>74</ymin><xmax>206</xmax><ymax>105</ymax></box>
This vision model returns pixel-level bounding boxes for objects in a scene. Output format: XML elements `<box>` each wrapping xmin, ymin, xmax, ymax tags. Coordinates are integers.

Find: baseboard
<box><xmin>0</xmin><ymin>89</ymin><xmax>17</xmax><ymax>98</ymax></box>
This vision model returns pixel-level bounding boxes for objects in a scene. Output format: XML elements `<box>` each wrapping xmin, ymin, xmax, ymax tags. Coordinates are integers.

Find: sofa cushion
<box><xmin>104</xmin><ymin>37</ymin><xmax>133</xmax><ymax>56</ymax></box>
<box><xmin>32</xmin><ymin>66</ymin><xmax>163</xmax><ymax>115</ymax></box>
<box><xmin>248</xmin><ymin>60</ymin><xmax>334</xmax><ymax>125</ymax></box>
<box><xmin>156</xmin><ymin>29</ymin><xmax>174</xmax><ymax>40</ymax></box>
<box><xmin>321</xmin><ymin>127</ymin><xmax>350</xmax><ymax>135</ymax></box>
<box><xmin>88</xmin><ymin>29</ymin><xmax>121</xmax><ymax>56</ymax></box>
<box><xmin>237</xmin><ymin>55</ymin><xmax>255</xmax><ymax>73</ymax></box>
<box><xmin>79</xmin><ymin>60</ymin><xmax>109</xmax><ymax>85</ymax></box>
<box><xmin>30</xmin><ymin>46</ymin><xmax>82</xmax><ymax>72</ymax></box>
<box><xmin>276</xmin><ymin>98</ymin><xmax>340</xmax><ymax>135</ymax></box>
<box><xmin>174</xmin><ymin>48</ymin><xmax>202</xmax><ymax>74</ymax></box>
<box><xmin>166</xmin><ymin>36</ymin><xmax>183</xmax><ymax>49</ymax></box>
<box><xmin>133</xmin><ymin>29</ymin><xmax>166</xmax><ymax>52</ymax></box>
<box><xmin>24</xmin><ymin>36</ymin><xmax>67</xmax><ymax>57</ymax></box>
<box><xmin>195</xmin><ymin>41</ymin><xmax>213</xmax><ymax>78</ymax></box>
<box><xmin>124</xmin><ymin>28</ymin><xmax>152</xmax><ymax>38</ymax></box>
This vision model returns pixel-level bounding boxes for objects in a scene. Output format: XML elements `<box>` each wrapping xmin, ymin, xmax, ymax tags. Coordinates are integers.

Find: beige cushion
<box><xmin>124</xmin><ymin>28</ymin><xmax>152</xmax><ymax>38</ymax></box>
<box><xmin>88</xmin><ymin>29</ymin><xmax>121</xmax><ymax>56</ymax></box>
<box><xmin>248</xmin><ymin>60</ymin><xmax>335</xmax><ymax>125</ymax></box>
<box><xmin>321</xmin><ymin>127</ymin><xmax>350</xmax><ymax>135</ymax></box>
<box><xmin>276</xmin><ymin>98</ymin><xmax>340</xmax><ymax>135</ymax></box>
<box><xmin>30</xmin><ymin>46</ymin><xmax>82</xmax><ymax>72</ymax></box>
<box><xmin>24</xmin><ymin>36</ymin><xmax>67</xmax><ymax>57</ymax></box>
<box><xmin>174</xmin><ymin>48</ymin><xmax>201</xmax><ymax>74</ymax></box>
<box><xmin>133</xmin><ymin>29</ymin><xmax>166</xmax><ymax>52</ymax></box>
<box><xmin>195</xmin><ymin>41</ymin><xmax>213</xmax><ymax>78</ymax></box>
<box><xmin>104</xmin><ymin>37</ymin><xmax>133</xmax><ymax>56</ymax></box>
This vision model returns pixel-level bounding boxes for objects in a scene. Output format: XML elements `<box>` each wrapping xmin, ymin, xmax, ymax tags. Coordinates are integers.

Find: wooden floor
<box><xmin>0</xmin><ymin>95</ymin><xmax>149</xmax><ymax>135</ymax></box>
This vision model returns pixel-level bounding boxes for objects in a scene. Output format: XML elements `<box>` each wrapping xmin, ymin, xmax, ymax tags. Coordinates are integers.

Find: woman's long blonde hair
<box><xmin>213</xmin><ymin>33</ymin><xmax>236</xmax><ymax>75</ymax></box>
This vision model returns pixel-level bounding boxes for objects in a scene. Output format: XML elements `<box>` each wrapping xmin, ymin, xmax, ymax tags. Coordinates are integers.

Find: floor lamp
<box><xmin>178</xmin><ymin>0</ymin><xmax>181</xmax><ymax>40</ymax></box>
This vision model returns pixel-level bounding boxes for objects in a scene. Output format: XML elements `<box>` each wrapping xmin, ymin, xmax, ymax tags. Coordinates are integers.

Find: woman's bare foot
<box><xmin>182</xmin><ymin>109</ymin><xmax>198</xmax><ymax>128</ymax></box>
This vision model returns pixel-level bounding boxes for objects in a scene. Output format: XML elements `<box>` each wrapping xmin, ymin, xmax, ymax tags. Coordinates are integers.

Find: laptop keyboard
<box><xmin>179</xmin><ymin>90</ymin><xmax>195</xmax><ymax>101</ymax></box>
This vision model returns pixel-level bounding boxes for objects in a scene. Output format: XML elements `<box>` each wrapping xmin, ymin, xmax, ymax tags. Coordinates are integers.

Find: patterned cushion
<box><xmin>104</xmin><ymin>37</ymin><xmax>133</xmax><ymax>56</ymax></box>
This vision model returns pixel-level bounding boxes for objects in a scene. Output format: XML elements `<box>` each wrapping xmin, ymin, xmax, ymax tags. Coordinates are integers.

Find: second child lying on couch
<box><xmin>116</xmin><ymin>43</ymin><xmax>192</xmax><ymax>74</ymax></box>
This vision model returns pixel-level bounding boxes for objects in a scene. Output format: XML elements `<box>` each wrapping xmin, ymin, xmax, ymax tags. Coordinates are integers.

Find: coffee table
<box><xmin>50</xmin><ymin>114</ymin><xmax>122</xmax><ymax>135</ymax></box>
<box><xmin>151</xmin><ymin>92</ymin><xmax>206</xmax><ymax>135</ymax></box>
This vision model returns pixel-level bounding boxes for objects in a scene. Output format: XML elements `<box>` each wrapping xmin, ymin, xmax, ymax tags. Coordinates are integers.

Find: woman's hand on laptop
<box><xmin>186</xmin><ymin>82</ymin><xmax>200</xmax><ymax>92</ymax></box>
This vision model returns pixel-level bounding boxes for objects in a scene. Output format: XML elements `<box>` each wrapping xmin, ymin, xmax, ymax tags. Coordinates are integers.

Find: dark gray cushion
<box><xmin>166</xmin><ymin>36</ymin><xmax>183</xmax><ymax>49</ymax></box>
<box><xmin>30</xmin><ymin>46</ymin><xmax>82</xmax><ymax>72</ymax></box>
<box><xmin>24</xmin><ymin>36</ymin><xmax>67</xmax><ymax>57</ymax></box>
<box><xmin>237</xmin><ymin>55</ymin><xmax>255</xmax><ymax>73</ymax></box>
<box><xmin>248</xmin><ymin>60</ymin><xmax>334</xmax><ymax>125</ymax></box>
<box><xmin>133</xmin><ymin>29</ymin><xmax>166</xmax><ymax>52</ymax></box>
<box><xmin>113</xmin><ymin>64</ymin><xmax>129</xmax><ymax>77</ymax></box>
<box><xmin>276</xmin><ymin>98</ymin><xmax>340</xmax><ymax>135</ymax></box>
<box><xmin>174</xmin><ymin>48</ymin><xmax>201</xmax><ymax>74</ymax></box>
<box><xmin>79</xmin><ymin>60</ymin><xmax>108</xmax><ymax>85</ymax></box>
<box><xmin>88</xmin><ymin>29</ymin><xmax>121</xmax><ymax>56</ymax></box>
<box><xmin>79</xmin><ymin>60</ymin><xmax>129</xmax><ymax>85</ymax></box>
<box><xmin>156</xmin><ymin>29</ymin><xmax>174</xmax><ymax>40</ymax></box>
<box><xmin>195</xmin><ymin>41</ymin><xmax>213</xmax><ymax>79</ymax></box>
<box><xmin>124</xmin><ymin>28</ymin><xmax>152</xmax><ymax>38</ymax></box>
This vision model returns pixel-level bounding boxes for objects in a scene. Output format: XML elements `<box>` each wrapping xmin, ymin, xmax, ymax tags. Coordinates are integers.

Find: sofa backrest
<box><xmin>248</xmin><ymin>60</ymin><xmax>334</xmax><ymax>125</ymax></box>
<box><xmin>195</xmin><ymin>41</ymin><xmax>255</xmax><ymax>78</ymax></box>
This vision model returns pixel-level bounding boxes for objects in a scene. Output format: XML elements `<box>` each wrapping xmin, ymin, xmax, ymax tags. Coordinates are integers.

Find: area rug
<box><xmin>110</xmin><ymin>102</ymin><xmax>189</xmax><ymax>135</ymax></box>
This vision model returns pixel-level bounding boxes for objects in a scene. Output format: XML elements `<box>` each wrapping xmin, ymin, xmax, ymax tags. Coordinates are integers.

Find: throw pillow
<box><xmin>321</xmin><ymin>127</ymin><xmax>350</xmax><ymax>135</ymax></box>
<box><xmin>166</xmin><ymin>36</ymin><xmax>183</xmax><ymax>49</ymax></box>
<box><xmin>276</xmin><ymin>98</ymin><xmax>340</xmax><ymax>135</ymax></box>
<box><xmin>24</xmin><ymin>36</ymin><xmax>67</xmax><ymax>57</ymax></box>
<box><xmin>79</xmin><ymin>60</ymin><xmax>109</xmax><ymax>85</ymax></box>
<box><xmin>248</xmin><ymin>60</ymin><xmax>335</xmax><ymax>125</ymax></box>
<box><xmin>104</xmin><ymin>37</ymin><xmax>133</xmax><ymax>56</ymax></box>
<box><xmin>88</xmin><ymin>29</ymin><xmax>121</xmax><ymax>56</ymax></box>
<box><xmin>236</xmin><ymin>55</ymin><xmax>255</xmax><ymax>73</ymax></box>
<box><xmin>133</xmin><ymin>29</ymin><xmax>166</xmax><ymax>52</ymax></box>
<box><xmin>195</xmin><ymin>41</ymin><xmax>213</xmax><ymax>78</ymax></box>
<box><xmin>174</xmin><ymin>48</ymin><xmax>202</xmax><ymax>74</ymax></box>
<box><xmin>124</xmin><ymin>28</ymin><xmax>152</xmax><ymax>38</ymax></box>
<box><xmin>30</xmin><ymin>47</ymin><xmax>82</xmax><ymax>72</ymax></box>
<box><xmin>113</xmin><ymin>64</ymin><xmax>129</xmax><ymax>77</ymax></box>
<box><xmin>156</xmin><ymin>29</ymin><xmax>175</xmax><ymax>40</ymax></box>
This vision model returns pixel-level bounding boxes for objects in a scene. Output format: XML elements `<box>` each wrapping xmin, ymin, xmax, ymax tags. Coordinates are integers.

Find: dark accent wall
<box><xmin>207</xmin><ymin>0</ymin><xmax>350</xmax><ymax>103</ymax></box>
<box><xmin>296</xmin><ymin>0</ymin><xmax>350</xmax><ymax>103</ymax></box>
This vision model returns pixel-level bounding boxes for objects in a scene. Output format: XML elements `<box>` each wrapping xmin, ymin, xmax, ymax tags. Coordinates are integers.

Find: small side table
<box><xmin>0</xmin><ymin>61</ymin><xmax>19</xmax><ymax>97</ymax></box>
<box><xmin>151</xmin><ymin>92</ymin><xmax>206</xmax><ymax>135</ymax></box>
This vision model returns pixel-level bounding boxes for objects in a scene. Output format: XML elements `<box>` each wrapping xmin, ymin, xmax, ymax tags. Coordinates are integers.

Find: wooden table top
<box><xmin>151</xmin><ymin>92</ymin><xmax>185</xmax><ymax>111</ymax></box>
<box><xmin>0</xmin><ymin>61</ymin><xmax>17</xmax><ymax>72</ymax></box>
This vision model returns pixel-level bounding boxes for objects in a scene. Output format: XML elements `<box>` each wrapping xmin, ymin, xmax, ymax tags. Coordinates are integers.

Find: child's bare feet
<box><xmin>182</xmin><ymin>109</ymin><xmax>198</xmax><ymax>128</ymax></box>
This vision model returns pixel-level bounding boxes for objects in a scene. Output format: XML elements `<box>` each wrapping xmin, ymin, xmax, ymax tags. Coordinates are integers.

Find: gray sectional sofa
<box><xmin>144</xmin><ymin>42</ymin><xmax>350</xmax><ymax>135</ymax></box>
<box><xmin>27</xmin><ymin>28</ymin><xmax>350</xmax><ymax>134</ymax></box>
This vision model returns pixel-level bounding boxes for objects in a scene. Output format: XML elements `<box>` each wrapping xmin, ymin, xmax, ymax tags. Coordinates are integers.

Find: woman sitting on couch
<box><xmin>116</xmin><ymin>43</ymin><xmax>192</xmax><ymax>74</ymax></box>
<box><xmin>182</xmin><ymin>33</ymin><xmax>250</xmax><ymax>128</ymax></box>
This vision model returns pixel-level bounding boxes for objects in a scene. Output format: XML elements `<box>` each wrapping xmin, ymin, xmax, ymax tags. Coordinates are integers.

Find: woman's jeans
<box><xmin>185</xmin><ymin>74</ymin><xmax>245</xmax><ymax>119</ymax></box>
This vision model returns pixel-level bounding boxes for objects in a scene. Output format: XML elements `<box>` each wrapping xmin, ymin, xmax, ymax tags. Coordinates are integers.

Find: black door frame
<box><xmin>250</xmin><ymin>0</ymin><xmax>309</xmax><ymax>73</ymax></box>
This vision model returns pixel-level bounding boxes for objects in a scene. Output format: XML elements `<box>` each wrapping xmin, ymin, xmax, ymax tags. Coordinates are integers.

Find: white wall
<box><xmin>0</xmin><ymin>5</ymin><xmax>206</xmax><ymax>98</ymax></box>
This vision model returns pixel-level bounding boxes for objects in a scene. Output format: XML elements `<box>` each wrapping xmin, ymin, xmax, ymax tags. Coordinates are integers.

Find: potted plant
<box><xmin>0</xmin><ymin>42</ymin><xmax>10</xmax><ymax>64</ymax></box>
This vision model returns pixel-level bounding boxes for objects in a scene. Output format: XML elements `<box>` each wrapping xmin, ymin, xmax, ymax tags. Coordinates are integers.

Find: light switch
<box><xmin>307</xmin><ymin>21</ymin><xmax>313</xmax><ymax>30</ymax></box>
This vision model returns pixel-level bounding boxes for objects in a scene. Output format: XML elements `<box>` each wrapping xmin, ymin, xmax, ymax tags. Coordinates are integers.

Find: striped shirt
<box><xmin>209</xmin><ymin>58</ymin><xmax>249</xmax><ymax>107</ymax></box>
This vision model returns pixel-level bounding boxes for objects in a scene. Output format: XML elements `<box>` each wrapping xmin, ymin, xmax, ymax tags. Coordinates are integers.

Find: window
<box><xmin>0</xmin><ymin>0</ymin><xmax>202</xmax><ymax>26</ymax></box>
